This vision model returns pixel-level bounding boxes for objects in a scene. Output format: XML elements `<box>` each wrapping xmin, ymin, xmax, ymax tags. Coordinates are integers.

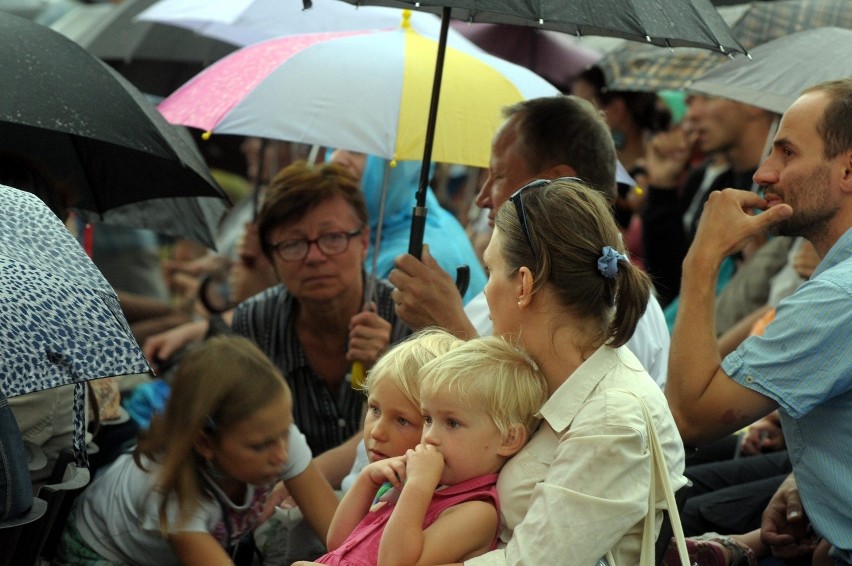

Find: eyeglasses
<box><xmin>509</xmin><ymin>177</ymin><xmax>580</xmax><ymax>260</ymax></box>
<box><xmin>269</xmin><ymin>228</ymin><xmax>363</xmax><ymax>262</ymax></box>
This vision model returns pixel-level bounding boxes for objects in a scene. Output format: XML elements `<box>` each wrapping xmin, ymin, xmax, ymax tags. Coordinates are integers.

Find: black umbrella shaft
<box><xmin>409</xmin><ymin>6</ymin><xmax>451</xmax><ymax>259</ymax></box>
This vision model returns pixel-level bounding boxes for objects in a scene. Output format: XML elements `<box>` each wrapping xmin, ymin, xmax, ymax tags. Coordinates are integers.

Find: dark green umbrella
<box><xmin>0</xmin><ymin>11</ymin><xmax>230</xmax><ymax>248</ymax></box>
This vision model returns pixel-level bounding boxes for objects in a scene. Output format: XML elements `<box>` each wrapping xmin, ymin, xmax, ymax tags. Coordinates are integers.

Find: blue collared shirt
<box><xmin>723</xmin><ymin>228</ymin><xmax>852</xmax><ymax>555</ymax></box>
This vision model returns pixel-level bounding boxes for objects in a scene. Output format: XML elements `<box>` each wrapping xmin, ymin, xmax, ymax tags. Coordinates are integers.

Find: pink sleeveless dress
<box><xmin>317</xmin><ymin>473</ymin><xmax>499</xmax><ymax>566</ymax></box>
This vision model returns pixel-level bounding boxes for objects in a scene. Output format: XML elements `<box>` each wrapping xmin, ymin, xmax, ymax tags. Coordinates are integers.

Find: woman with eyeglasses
<box><xmin>145</xmin><ymin>161</ymin><xmax>409</xmax><ymax>466</ymax></box>
<box><xmin>244</xmin><ymin>161</ymin><xmax>410</xmax><ymax>454</ymax></box>
<box><xmin>461</xmin><ymin>177</ymin><xmax>687</xmax><ymax>565</ymax></box>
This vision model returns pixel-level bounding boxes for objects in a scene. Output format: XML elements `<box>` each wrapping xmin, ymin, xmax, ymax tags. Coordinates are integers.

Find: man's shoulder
<box><xmin>635</xmin><ymin>293</ymin><xmax>669</xmax><ymax>340</ymax></box>
<box><xmin>464</xmin><ymin>292</ymin><xmax>492</xmax><ymax>336</ymax></box>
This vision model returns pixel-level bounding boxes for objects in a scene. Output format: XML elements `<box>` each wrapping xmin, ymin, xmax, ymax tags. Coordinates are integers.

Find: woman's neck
<box><xmin>296</xmin><ymin>285</ymin><xmax>363</xmax><ymax>337</ymax></box>
<box><xmin>523</xmin><ymin>301</ymin><xmax>602</xmax><ymax>397</ymax></box>
<box><xmin>295</xmin><ymin>285</ymin><xmax>364</xmax><ymax>391</ymax></box>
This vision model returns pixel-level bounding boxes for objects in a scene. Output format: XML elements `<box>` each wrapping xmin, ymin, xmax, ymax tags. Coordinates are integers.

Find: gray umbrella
<box><xmin>0</xmin><ymin>185</ymin><xmax>151</xmax><ymax>465</ymax></box>
<box><xmin>49</xmin><ymin>0</ymin><xmax>237</xmax><ymax>97</ymax></box>
<box><xmin>688</xmin><ymin>27</ymin><xmax>852</xmax><ymax>114</ymax></box>
<box><xmin>597</xmin><ymin>0</ymin><xmax>852</xmax><ymax>93</ymax></box>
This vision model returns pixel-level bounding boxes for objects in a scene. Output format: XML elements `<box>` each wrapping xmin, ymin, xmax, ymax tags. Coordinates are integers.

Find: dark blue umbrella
<box><xmin>0</xmin><ymin>185</ymin><xmax>152</xmax><ymax>466</ymax></box>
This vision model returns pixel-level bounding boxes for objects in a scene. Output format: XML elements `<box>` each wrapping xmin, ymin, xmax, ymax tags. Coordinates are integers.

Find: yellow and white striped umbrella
<box><xmin>158</xmin><ymin>11</ymin><xmax>558</xmax><ymax>168</ymax></box>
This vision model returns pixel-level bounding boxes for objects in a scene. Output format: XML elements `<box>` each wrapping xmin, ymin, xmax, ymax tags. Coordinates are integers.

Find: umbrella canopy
<box><xmin>0</xmin><ymin>184</ymin><xmax>151</xmax><ymax>464</ymax></box>
<box><xmin>0</xmin><ymin>11</ymin><xmax>230</xmax><ymax>249</ymax></box>
<box><xmin>0</xmin><ymin>186</ymin><xmax>151</xmax><ymax>395</ymax></box>
<box><xmin>321</xmin><ymin>0</ymin><xmax>744</xmax><ymax>256</ymax></box>
<box><xmin>50</xmin><ymin>0</ymin><xmax>237</xmax><ymax>97</ymax></box>
<box><xmin>157</xmin><ymin>13</ymin><xmax>559</xmax><ymax>168</ymax></box>
<box><xmin>137</xmin><ymin>0</ymin><xmax>442</xmax><ymax>46</ymax></box>
<box><xmin>597</xmin><ymin>0</ymin><xmax>852</xmax><ymax>92</ymax></box>
<box><xmin>689</xmin><ymin>27</ymin><xmax>852</xmax><ymax>115</ymax></box>
<box><xmin>327</xmin><ymin>0</ymin><xmax>746</xmax><ymax>53</ymax></box>
<box><xmin>50</xmin><ymin>0</ymin><xmax>239</xmax><ymax>97</ymax></box>
<box><xmin>450</xmin><ymin>22</ymin><xmax>603</xmax><ymax>92</ymax></box>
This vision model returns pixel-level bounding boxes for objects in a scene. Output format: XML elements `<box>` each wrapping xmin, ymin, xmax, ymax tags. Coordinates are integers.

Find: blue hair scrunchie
<box><xmin>597</xmin><ymin>246</ymin><xmax>627</xmax><ymax>279</ymax></box>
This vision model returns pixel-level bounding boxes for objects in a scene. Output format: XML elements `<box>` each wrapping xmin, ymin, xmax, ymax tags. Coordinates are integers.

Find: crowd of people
<box><xmin>3</xmin><ymin>37</ymin><xmax>850</xmax><ymax>566</ymax></box>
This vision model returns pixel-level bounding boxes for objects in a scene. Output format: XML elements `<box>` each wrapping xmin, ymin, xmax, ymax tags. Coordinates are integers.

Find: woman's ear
<box><xmin>194</xmin><ymin>431</ymin><xmax>215</xmax><ymax>462</ymax></box>
<box><xmin>359</xmin><ymin>225</ymin><xmax>371</xmax><ymax>261</ymax></box>
<box><xmin>517</xmin><ymin>267</ymin><xmax>534</xmax><ymax>307</ymax></box>
<box><xmin>497</xmin><ymin>425</ymin><xmax>527</xmax><ymax>458</ymax></box>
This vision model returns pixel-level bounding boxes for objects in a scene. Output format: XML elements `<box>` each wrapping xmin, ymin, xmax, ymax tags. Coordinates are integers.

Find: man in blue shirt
<box><xmin>667</xmin><ymin>79</ymin><xmax>852</xmax><ymax>564</ymax></box>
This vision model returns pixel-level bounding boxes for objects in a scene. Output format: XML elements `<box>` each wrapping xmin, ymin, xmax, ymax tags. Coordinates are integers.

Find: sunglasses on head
<box><xmin>509</xmin><ymin>177</ymin><xmax>581</xmax><ymax>260</ymax></box>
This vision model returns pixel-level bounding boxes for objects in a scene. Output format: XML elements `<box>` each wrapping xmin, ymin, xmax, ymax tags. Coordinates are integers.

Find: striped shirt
<box><xmin>231</xmin><ymin>279</ymin><xmax>410</xmax><ymax>455</ymax></box>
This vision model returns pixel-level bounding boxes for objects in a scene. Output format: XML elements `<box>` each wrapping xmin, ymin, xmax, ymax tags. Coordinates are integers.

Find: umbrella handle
<box><xmin>409</xmin><ymin>7</ymin><xmax>451</xmax><ymax>259</ymax></box>
<box><xmin>407</xmin><ymin>206</ymin><xmax>427</xmax><ymax>258</ymax></box>
<box><xmin>455</xmin><ymin>265</ymin><xmax>470</xmax><ymax>298</ymax></box>
<box><xmin>351</xmin><ymin>361</ymin><xmax>366</xmax><ymax>390</ymax></box>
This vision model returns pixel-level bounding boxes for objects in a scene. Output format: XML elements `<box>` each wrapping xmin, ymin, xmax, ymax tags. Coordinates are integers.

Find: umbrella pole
<box><xmin>253</xmin><ymin>137</ymin><xmax>268</xmax><ymax>220</ymax></box>
<box><xmin>408</xmin><ymin>6</ymin><xmax>451</xmax><ymax>260</ymax></box>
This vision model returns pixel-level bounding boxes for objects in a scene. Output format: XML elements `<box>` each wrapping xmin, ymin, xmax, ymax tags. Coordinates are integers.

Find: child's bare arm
<box><xmin>326</xmin><ymin>456</ymin><xmax>407</xmax><ymax>550</ymax></box>
<box><xmin>380</xmin><ymin>495</ymin><xmax>497</xmax><ymax>565</ymax></box>
<box><xmin>378</xmin><ymin>444</ymin><xmax>497</xmax><ymax>566</ymax></box>
<box><xmin>169</xmin><ymin>531</ymin><xmax>232</xmax><ymax>566</ymax></box>
<box><xmin>286</xmin><ymin>461</ymin><xmax>340</xmax><ymax>545</ymax></box>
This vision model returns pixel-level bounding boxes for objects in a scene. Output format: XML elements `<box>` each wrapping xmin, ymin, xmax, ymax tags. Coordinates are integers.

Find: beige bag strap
<box><xmin>604</xmin><ymin>389</ymin><xmax>690</xmax><ymax>566</ymax></box>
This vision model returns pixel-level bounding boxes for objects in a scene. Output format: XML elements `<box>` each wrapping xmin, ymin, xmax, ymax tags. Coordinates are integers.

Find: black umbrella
<box><xmin>0</xmin><ymin>11</ymin><xmax>230</xmax><ymax>249</ymax></box>
<box><xmin>312</xmin><ymin>0</ymin><xmax>747</xmax><ymax>258</ymax></box>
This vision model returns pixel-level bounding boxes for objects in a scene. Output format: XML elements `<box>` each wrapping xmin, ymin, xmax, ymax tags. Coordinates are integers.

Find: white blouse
<box><xmin>466</xmin><ymin>346</ymin><xmax>686</xmax><ymax>566</ymax></box>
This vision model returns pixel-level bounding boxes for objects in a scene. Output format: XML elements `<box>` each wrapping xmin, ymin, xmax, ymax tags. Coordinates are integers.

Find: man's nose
<box><xmin>753</xmin><ymin>158</ymin><xmax>779</xmax><ymax>187</ymax></box>
<box><xmin>474</xmin><ymin>178</ymin><xmax>492</xmax><ymax>210</ymax></box>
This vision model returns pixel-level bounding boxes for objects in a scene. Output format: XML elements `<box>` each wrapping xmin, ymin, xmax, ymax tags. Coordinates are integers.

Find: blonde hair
<box><xmin>363</xmin><ymin>328</ymin><xmax>463</xmax><ymax>409</ymax></box>
<box><xmin>418</xmin><ymin>335</ymin><xmax>547</xmax><ymax>441</ymax></box>
<box><xmin>135</xmin><ymin>335</ymin><xmax>291</xmax><ymax>532</ymax></box>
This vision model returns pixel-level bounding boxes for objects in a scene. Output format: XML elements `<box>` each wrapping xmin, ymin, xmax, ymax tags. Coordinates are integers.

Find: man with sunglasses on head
<box><xmin>390</xmin><ymin>95</ymin><xmax>670</xmax><ymax>388</ymax></box>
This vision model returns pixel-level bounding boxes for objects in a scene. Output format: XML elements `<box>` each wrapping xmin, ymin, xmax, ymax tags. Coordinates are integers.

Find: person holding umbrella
<box><xmin>667</xmin><ymin>79</ymin><xmax>852</xmax><ymax>565</ymax></box>
<box><xmin>390</xmin><ymin>95</ymin><xmax>671</xmax><ymax>390</ymax></box>
<box><xmin>329</xmin><ymin>149</ymin><xmax>486</xmax><ymax>305</ymax></box>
